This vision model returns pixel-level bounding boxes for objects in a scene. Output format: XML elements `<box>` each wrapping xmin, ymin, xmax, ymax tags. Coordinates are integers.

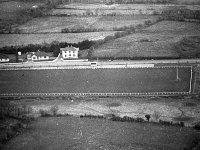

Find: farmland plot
<box><xmin>15</xmin><ymin>16</ymin><xmax>99</xmax><ymax>33</ymax></box>
<box><xmin>58</xmin><ymin>3</ymin><xmax>200</xmax><ymax>10</ymax></box>
<box><xmin>0</xmin><ymin>0</ymin><xmax>44</xmax><ymax>26</ymax></box>
<box><xmin>3</xmin><ymin>117</ymin><xmax>200</xmax><ymax>150</ymax></box>
<box><xmin>90</xmin><ymin>15</ymin><xmax>159</xmax><ymax>30</ymax></box>
<box><xmin>54</xmin><ymin>3</ymin><xmax>200</xmax><ymax>16</ymax></box>
<box><xmin>15</xmin><ymin>15</ymin><xmax>158</xmax><ymax>33</ymax></box>
<box><xmin>0</xmin><ymin>31</ymin><xmax>116</xmax><ymax>47</ymax></box>
<box><xmin>93</xmin><ymin>21</ymin><xmax>200</xmax><ymax>58</ymax></box>
<box><xmin>50</xmin><ymin>8</ymin><xmax>159</xmax><ymax>16</ymax></box>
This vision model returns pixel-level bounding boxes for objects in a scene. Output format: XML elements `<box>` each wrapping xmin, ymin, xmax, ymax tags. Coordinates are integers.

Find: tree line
<box><xmin>0</xmin><ymin>40</ymin><xmax>95</xmax><ymax>57</ymax></box>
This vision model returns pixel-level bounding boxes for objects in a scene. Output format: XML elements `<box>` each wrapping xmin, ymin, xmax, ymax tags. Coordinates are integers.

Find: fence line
<box><xmin>0</xmin><ymin>92</ymin><xmax>190</xmax><ymax>97</ymax></box>
<box><xmin>0</xmin><ymin>65</ymin><xmax>192</xmax><ymax>71</ymax></box>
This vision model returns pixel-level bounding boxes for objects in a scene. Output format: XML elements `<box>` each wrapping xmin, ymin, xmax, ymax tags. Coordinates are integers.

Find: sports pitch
<box><xmin>0</xmin><ymin>67</ymin><xmax>192</xmax><ymax>95</ymax></box>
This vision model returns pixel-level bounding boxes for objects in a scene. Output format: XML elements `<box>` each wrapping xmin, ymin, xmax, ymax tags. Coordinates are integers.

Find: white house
<box><xmin>27</xmin><ymin>51</ymin><xmax>51</xmax><ymax>61</ymax></box>
<box><xmin>60</xmin><ymin>46</ymin><xmax>79</xmax><ymax>59</ymax></box>
<box><xmin>0</xmin><ymin>54</ymin><xmax>9</xmax><ymax>63</ymax></box>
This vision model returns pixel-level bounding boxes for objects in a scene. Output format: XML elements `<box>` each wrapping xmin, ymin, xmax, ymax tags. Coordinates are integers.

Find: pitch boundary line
<box><xmin>0</xmin><ymin>65</ymin><xmax>192</xmax><ymax>71</ymax></box>
<box><xmin>0</xmin><ymin>92</ymin><xmax>190</xmax><ymax>97</ymax></box>
<box><xmin>189</xmin><ymin>66</ymin><xmax>193</xmax><ymax>94</ymax></box>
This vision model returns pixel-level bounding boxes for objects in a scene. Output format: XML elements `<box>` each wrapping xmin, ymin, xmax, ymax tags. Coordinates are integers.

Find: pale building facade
<box><xmin>27</xmin><ymin>51</ymin><xmax>51</xmax><ymax>61</ymax></box>
<box><xmin>0</xmin><ymin>54</ymin><xmax>9</xmax><ymax>63</ymax></box>
<box><xmin>60</xmin><ymin>46</ymin><xmax>79</xmax><ymax>59</ymax></box>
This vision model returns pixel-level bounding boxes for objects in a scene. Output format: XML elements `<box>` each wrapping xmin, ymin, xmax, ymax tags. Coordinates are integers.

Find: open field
<box><xmin>0</xmin><ymin>31</ymin><xmax>116</xmax><ymax>47</ymax></box>
<box><xmin>51</xmin><ymin>3</ymin><xmax>200</xmax><ymax>16</ymax></box>
<box><xmin>92</xmin><ymin>21</ymin><xmax>200</xmax><ymax>58</ymax></box>
<box><xmin>15</xmin><ymin>15</ymin><xmax>159</xmax><ymax>33</ymax></box>
<box><xmin>2</xmin><ymin>116</ymin><xmax>200</xmax><ymax>150</ymax></box>
<box><xmin>0</xmin><ymin>67</ymin><xmax>191</xmax><ymax>94</ymax></box>
<box><xmin>15</xmin><ymin>16</ymin><xmax>99</xmax><ymax>33</ymax></box>
<box><xmin>0</xmin><ymin>0</ymin><xmax>44</xmax><ymax>27</ymax></box>
<box><xmin>90</xmin><ymin>15</ymin><xmax>159</xmax><ymax>30</ymax></box>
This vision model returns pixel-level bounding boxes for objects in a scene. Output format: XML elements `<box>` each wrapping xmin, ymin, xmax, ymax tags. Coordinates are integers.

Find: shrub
<box><xmin>39</xmin><ymin>109</ymin><xmax>50</xmax><ymax>117</ymax></box>
<box><xmin>136</xmin><ymin>117</ymin><xmax>145</xmax><ymax>122</ymax></box>
<box><xmin>194</xmin><ymin>122</ymin><xmax>200</xmax><ymax>130</ymax></box>
<box><xmin>152</xmin><ymin>111</ymin><xmax>161</xmax><ymax>122</ymax></box>
<box><xmin>145</xmin><ymin>114</ymin><xmax>151</xmax><ymax>122</ymax></box>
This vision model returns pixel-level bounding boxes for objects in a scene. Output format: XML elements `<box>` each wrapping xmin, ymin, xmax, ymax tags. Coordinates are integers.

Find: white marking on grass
<box><xmin>189</xmin><ymin>66</ymin><xmax>193</xmax><ymax>94</ymax></box>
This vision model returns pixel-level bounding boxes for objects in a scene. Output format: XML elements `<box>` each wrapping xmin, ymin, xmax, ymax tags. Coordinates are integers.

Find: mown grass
<box><xmin>2</xmin><ymin>116</ymin><xmax>200</xmax><ymax>150</ymax></box>
<box><xmin>0</xmin><ymin>68</ymin><xmax>191</xmax><ymax>94</ymax></box>
<box><xmin>0</xmin><ymin>31</ymin><xmax>116</xmax><ymax>47</ymax></box>
<box><xmin>15</xmin><ymin>15</ymin><xmax>158</xmax><ymax>33</ymax></box>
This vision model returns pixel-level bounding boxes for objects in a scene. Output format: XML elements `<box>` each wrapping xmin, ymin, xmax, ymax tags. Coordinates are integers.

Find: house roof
<box><xmin>27</xmin><ymin>51</ymin><xmax>52</xmax><ymax>57</ymax></box>
<box><xmin>60</xmin><ymin>46</ymin><xmax>79</xmax><ymax>52</ymax></box>
<box><xmin>0</xmin><ymin>53</ymin><xmax>9</xmax><ymax>59</ymax></box>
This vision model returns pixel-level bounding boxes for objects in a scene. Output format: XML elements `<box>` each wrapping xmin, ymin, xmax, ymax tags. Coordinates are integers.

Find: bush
<box><xmin>194</xmin><ymin>122</ymin><xmax>200</xmax><ymax>130</ymax></box>
<box><xmin>50</xmin><ymin>106</ymin><xmax>58</xmax><ymax>116</ymax></box>
<box><xmin>39</xmin><ymin>109</ymin><xmax>50</xmax><ymax>117</ymax></box>
<box><xmin>145</xmin><ymin>114</ymin><xmax>151</xmax><ymax>122</ymax></box>
<box><xmin>152</xmin><ymin>111</ymin><xmax>161</xmax><ymax>122</ymax></box>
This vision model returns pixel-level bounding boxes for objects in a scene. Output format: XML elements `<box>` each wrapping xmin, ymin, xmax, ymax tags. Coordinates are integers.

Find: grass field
<box><xmin>51</xmin><ymin>3</ymin><xmax>200</xmax><ymax>16</ymax></box>
<box><xmin>92</xmin><ymin>21</ymin><xmax>200</xmax><ymax>58</ymax></box>
<box><xmin>0</xmin><ymin>31</ymin><xmax>116</xmax><ymax>47</ymax></box>
<box><xmin>0</xmin><ymin>1</ymin><xmax>44</xmax><ymax>28</ymax></box>
<box><xmin>0</xmin><ymin>67</ymin><xmax>191</xmax><ymax>94</ymax></box>
<box><xmin>58</xmin><ymin>3</ymin><xmax>200</xmax><ymax>10</ymax></box>
<box><xmin>15</xmin><ymin>16</ymin><xmax>99</xmax><ymax>33</ymax></box>
<box><xmin>3</xmin><ymin>116</ymin><xmax>200</xmax><ymax>150</ymax></box>
<box><xmin>15</xmin><ymin>15</ymin><xmax>158</xmax><ymax>33</ymax></box>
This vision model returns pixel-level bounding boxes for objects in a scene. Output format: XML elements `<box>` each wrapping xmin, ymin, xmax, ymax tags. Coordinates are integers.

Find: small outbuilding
<box><xmin>0</xmin><ymin>53</ymin><xmax>9</xmax><ymax>63</ymax></box>
<box><xmin>27</xmin><ymin>51</ymin><xmax>51</xmax><ymax>61</ymax></box>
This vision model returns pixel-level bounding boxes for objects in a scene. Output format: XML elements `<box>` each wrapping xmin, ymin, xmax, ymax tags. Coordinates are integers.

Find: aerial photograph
<box><xmin>0</xmin><ymin>0</ymin><xmax>200</xmax><ymax>149</ymax></box>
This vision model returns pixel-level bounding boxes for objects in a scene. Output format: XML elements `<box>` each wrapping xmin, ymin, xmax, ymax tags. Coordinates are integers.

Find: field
<box><xmin>15</xmin><ymin>16</ymin><xmax>99</xmax><ymax>33</ymax></box>
<box><xmin>57</xmin><ymin>3</ymin><xmax>200</xmax><ymax>11</ymax></box>
<box><xmin>0</xmin><ymin>67</ymin><xmax>191</xmax><ymax>95</ymax></box>
<box><xmin>0</xmin><ymin>31</ymin><xmax>116</xmax><ymax>47</ymax></box>
<box><xmin>51</xmin><ymin>3</ymin><xmax>200</xmax><ymax>16</ymax></box>
<box><xmin>90</xmin><ymin>15</ymin><xmax>159</xmax><ymax>30</ymax></box>
<box><xmin>2</xmin><ymin>116</ymin><xmax>200</xmax><ymax>150</ymax></box>
<box><xmin>0</xmin><ymin>0</ymin><xmax>44</xmax><ymax>28</ymax></box>
<box><xmin>92</xmin><ymin>21</ymin><xmax>200</xmax><ymax>58</ymax></box>
<box><xmin>15</xmin><ymin>15</ymin><xmax>158</xmax><ymax>33</ymax></box>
